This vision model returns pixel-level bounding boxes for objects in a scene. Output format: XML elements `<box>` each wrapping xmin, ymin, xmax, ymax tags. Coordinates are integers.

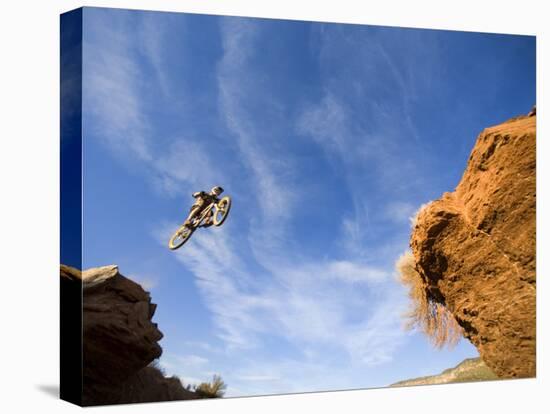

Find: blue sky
<box><xmin>79</xmin><ymin>7</ymin><xmax>535</xmax><ymax>397</ymax></box>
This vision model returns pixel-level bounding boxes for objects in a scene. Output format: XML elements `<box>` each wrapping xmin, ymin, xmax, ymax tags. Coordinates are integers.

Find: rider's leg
<box><xmin>184</xmin><ymin>205</ymin><xmax>202</xmax><ymax>227</ymax></box>
<box><xmin>202</xmin><ymin>210</ymin><xmax>214</xmax><ymax>228</ymax></box>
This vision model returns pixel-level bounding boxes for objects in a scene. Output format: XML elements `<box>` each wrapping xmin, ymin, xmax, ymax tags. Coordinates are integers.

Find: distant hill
<box><xmin>391</xmin><ymin>358</ymin><xmax>499</xmax><ymax>387</ymax></box>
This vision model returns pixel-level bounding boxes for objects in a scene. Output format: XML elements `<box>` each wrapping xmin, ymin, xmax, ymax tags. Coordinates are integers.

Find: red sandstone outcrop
<box><xmin>410</xmin><ymin>112</ymin><xmax>536</xmax><ymax>378</ymax></box>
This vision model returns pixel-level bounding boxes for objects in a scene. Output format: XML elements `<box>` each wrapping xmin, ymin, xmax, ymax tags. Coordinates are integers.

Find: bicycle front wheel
<box><xmin>168</xmin><ymin>225</ymin><xmax>194</xmax><ymax>250</ymax></box>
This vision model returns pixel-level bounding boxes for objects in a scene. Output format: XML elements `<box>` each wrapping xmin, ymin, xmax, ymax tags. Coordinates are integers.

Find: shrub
<box><xmin>396</xmin><ymin>251</ymin><xmax>463</xmax><ymax>348</ymax></box>
<box><xmin>194</xmin><ymin>374</ymin><xmax>227</xmax><ymax>398</ymax></box>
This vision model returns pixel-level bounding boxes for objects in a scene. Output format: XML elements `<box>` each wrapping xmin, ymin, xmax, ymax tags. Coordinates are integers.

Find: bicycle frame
<box><xmin>192</xmin><ymin>202</ymin><xmax>216</xmax><ymax>227</ymax></box>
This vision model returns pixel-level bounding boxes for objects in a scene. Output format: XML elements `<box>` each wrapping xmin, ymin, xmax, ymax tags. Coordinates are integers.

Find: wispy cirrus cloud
<box><xmin>297</xmin><ymin>94</ymin><xmax>377</xmax><ymax>257</ymax></box>
<box><xmin>174</xmin><ymin>354</ymin><xmax>209</xmax><ymax>367</ymax></box>
<box><xmin>154</xmin><ymin>215</ymin><xmax>407</xmax><ymax>384</ymax></box>
<box><xmin>152</xmin><ymin>140</ymin><xmax>222</xmax><ymax>197</ymax></box>
<box><xmin>137</xmin><ymin>12</ymin><xmax>174</xmax><ymax>99</ymax></box>
<box><xmin>384</xmin><ymin>201</ymin><xmax>418</xmax><ymax>224</ymax></box>
<box><xmin>83</xmin><ymin>10</ymin><xmax>222</xmax><ymax>199</ymax></box>
<box><xmin>216</xmin><ymin>18</ymin><xmax>295</xmax><ymax>223</ymax></box>
<box><xmin>296</xmin><ymin>25</ymin><xmax>440</xmax><ymax>261</ymax></box>
<box><xmin>296</xmin><ymin>93</ymin><xmax>351</xmax><ymax>162</ymax></box>
<box><xmin>84</xmin><ymin>32</ymin><xmax>153</xmax><ymax>162</ymax></box>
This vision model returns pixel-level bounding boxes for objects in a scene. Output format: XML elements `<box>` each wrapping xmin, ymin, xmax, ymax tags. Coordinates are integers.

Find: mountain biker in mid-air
<box><xmin>168</xmin><ymin>185</ymin><xmax>231</xmax><ymax>250</ymax></box>
<box><xmin>183</xmin><ymin>186</ymin><xmax>224</xmax><ymax>229</ymax></box>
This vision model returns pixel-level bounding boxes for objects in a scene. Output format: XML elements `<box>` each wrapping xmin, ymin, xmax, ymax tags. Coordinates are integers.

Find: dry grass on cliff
<box><xmin>396</xmin><ymin>252</ymin><xmax>463</xmax><ymax>349</ymax></box>
<box><xmin>409</xmin><ymin>202</ymin><xmax>431</xmax><ymax>227</ymax></box>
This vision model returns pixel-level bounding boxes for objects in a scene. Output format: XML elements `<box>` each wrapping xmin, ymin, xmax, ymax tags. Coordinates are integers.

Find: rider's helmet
<box><xmin>211</xmin><ymin>186</ymin><xmax>224</xmax><ymax>196</ymax></box>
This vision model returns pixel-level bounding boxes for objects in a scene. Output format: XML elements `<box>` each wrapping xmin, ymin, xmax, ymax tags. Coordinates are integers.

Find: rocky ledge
<box><xmin>61</xmin><ymin>264</ymin><xmax>199</xmax><ymax>405</ymax></box>
<box><xmin>410</xmin><ymin>112</ymin><xmax>536</xmax><ymax>378</ymax></box>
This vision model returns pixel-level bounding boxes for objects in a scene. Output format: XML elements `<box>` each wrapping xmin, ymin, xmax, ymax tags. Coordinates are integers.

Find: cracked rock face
<box><xmin>61</xmin><ymin>264</ymin><xmax>164</xmax><ymax>404</ymax></box>
<box><xmin>410</xmin><ymin>114</ymin><xmax>536</xmax><ymax>378</ymax></box>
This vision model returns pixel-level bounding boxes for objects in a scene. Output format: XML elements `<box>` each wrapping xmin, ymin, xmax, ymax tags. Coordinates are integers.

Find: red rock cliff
<box><xmin>410</xmin><ymin>112</ymin><xmax>536</xmax><ymax>378</ymax></box>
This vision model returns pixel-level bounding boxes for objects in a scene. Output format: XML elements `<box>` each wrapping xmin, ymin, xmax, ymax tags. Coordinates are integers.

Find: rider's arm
<box><xmin>192</xmin><ymin>191</ymin><xmax>205</xmax><ymax>198</ymax></box>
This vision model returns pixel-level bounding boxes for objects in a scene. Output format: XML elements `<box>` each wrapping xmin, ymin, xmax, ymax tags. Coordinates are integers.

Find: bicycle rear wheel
<box><xmin>213</xmin><ymin>196</ymin><xmax>232</xmax><ymax>226</ymax></box>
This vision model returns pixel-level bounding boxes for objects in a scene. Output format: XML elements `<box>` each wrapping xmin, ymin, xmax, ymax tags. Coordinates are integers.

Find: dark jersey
<box><xmin>192</xmin><ymin>191</ymin><xmax>217</xmax><ymax>208</ymax></box>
